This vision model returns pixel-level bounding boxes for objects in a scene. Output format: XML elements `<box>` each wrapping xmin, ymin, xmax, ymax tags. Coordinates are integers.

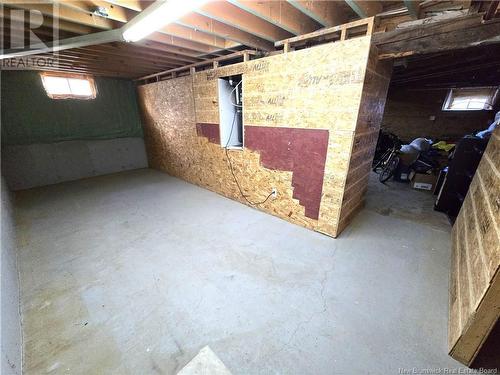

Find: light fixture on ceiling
<box><xmin>93</xmin><ymin>6</ymin><xmax>109</xmax><ymax>18</ymax></box>
<box><xmin>122</xmin><ymin>0</ymin><xmax>210</xmax><ymax>43</ymax></box>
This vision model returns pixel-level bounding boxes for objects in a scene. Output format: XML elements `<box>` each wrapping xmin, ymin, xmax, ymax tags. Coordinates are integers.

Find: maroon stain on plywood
<box><xmin>196</xmin><ymin>123</ymin><xmax>220</xmax><ymax>144</ymax></box>
<box><xmin>245</xmin><ymin>126</ymin><xmax>329</xmax><ymax>220</ymax></box>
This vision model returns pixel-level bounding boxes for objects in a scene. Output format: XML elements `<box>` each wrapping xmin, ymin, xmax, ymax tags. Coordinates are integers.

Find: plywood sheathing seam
<box><xmin>137</xmin><ymin>36</ymin><xmax>391</xmax><ymax>238</ymax></box>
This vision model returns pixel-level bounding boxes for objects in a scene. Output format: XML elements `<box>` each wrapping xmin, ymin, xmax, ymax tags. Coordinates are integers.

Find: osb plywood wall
<box><xmin>337</xmin><ymin>46</ymin><xmax>392</xmax><ymax>234</ymax></box>
<box><xmin>137</xmin><ymin>36</ymin><xmax>391</xmax><ymax>237</ymax></box>
<box><xmin>449</xmin><ymin>127</ymin><xmax>500</xmax><ymax>366</ymax></box>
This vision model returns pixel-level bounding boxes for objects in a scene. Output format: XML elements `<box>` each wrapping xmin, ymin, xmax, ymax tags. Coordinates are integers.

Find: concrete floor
<box><xmin>15</xmin><ymin>169</ymin><xmax>466</xmax><ymax>374</ymax></box>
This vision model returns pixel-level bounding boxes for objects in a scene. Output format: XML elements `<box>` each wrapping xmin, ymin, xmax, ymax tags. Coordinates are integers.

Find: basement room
<box><xmin>1</xmin><ymin>1</ymin><xmax>499</xmax><ymax>374</ymax></box>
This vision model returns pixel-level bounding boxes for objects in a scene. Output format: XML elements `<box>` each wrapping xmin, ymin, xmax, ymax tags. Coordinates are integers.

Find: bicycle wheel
<box><xmin>372</xmin><ymin>150</ymin><xmax>390</xmax><ymax>173</ymax></box>
<box><xmin>379</xmin><ymin>155</ymin><xmax>400</xmax><ymax>183</ymax></box>
<box><xmin>372</xmin><ymin>157</ymin><xmax>384</xmax><ymax>173</ymax></box>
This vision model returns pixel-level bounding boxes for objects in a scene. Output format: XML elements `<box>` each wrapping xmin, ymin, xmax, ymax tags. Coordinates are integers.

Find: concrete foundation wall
<box><xmin>1</xmin><ymin>71</ymin><xmax>143</xmax><ymax>145</ymax></box>
<box><xmin>1</xmin><ymin>137</ymin><xmax>148</xmax><ymax>191</ymax></box>
<box><xmin>1</xmin><ymin>177</ymin><xmax>22</xmax><ymax>375</ymax></box>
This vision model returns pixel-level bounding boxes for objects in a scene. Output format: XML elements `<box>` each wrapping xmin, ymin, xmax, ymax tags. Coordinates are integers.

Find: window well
<box><xmin>218</xmin><ymin>74</ymin><xmax>243</xmax><ymax>149</ymax></box>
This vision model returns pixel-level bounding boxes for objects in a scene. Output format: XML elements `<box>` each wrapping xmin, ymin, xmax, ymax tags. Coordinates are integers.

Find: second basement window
<box><xmin>218</xmin><ymin>74</ymin><xmax>243</xmax><ymax>149</ymax></box>
<box><xmin>40</xmin><ymin>73</ymin><xmax>97</xmax><ymax>100</ymax></box>
<box><xmin>442</xmin><ymin>87</ymin><xmax>498</xmax><ymax>111</ymax></box>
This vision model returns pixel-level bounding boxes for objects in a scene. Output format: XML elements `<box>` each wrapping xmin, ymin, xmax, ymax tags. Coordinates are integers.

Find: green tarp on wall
<box><xmin>1</xmin><ymin>71</ymin><xmax>143</xmax><ymax>145</ymax></box>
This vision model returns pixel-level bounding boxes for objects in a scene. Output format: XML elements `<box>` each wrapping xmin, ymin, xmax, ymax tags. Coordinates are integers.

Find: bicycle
<box><xmin>376</xmin><ymin>146</ymin><xmax>401</xmax><ymax>183</ymax></box>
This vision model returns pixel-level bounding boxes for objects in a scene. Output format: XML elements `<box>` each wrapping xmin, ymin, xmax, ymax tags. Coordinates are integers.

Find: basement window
<box><xmin>218</xmin><ymin>74</ymin><xmax>243</xmax><ymax>149</ymax></box>
<box><xmin>40</xmin><ymin>72</ymin><xmax>97</xmax><ymax>100</ymax></box>
<box><xmin>442</xmin><ymin>87</ymin><xmax>499</xmax><ymax>111</ymax></box>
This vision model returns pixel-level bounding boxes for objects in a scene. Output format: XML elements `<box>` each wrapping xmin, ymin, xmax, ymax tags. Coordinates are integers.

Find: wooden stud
<box><xmin>340</xmin><ymin>28</ymin><xmax>347</xmax><ymax>41</ymax></box>
<box><xmin>275</xmin><ymin>17</ymin><xmax>374</xmax><ymax>48</ymax></box>
<box><xmin>136</xmin><ymin>50</ymin><xmax>260</xmax><ymax>81</ymax></box>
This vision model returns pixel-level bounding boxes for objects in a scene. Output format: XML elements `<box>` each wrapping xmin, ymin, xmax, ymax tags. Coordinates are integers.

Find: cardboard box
<box><xmin>411</xmin><ymin>173</ymin><xmax>437</xmax><ymax>191</ymax></box>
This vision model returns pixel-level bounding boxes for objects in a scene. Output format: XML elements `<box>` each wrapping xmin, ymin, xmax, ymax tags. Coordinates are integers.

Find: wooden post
<box><xmin>283</xmin><ymin>42</ymin><xmax>291</xmax><ymax>53</ymax></box>
<box><xmin>366</xmin><ymin>17</ymin><xmax>375</xmax><ymax>36</ymax></box>
<box><xmin>243</xmin><ymin>52</ymin><xmax>250</xmax><ymax>62</ymax></box>
<box><xmin>213</xmin><ymin>61</ymin><xmax>219</xmax><ymax>69</ymax></box>
<box><xmin>340</xmin><ymin>28</ymin><xmax>347</xmax><ymax>41</ymax></box>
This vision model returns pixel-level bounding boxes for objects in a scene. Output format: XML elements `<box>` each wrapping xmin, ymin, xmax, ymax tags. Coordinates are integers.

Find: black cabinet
<box><xmin>434</xmin><ymin>136</ymin><xmax>488</xmax><ymax>221</ymax></box>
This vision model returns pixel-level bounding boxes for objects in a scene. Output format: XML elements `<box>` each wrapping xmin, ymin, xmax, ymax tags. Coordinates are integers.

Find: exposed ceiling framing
<box><xmin>0</xmin><ymin>0</ymin><xmax>494</xmax><ymax>79</ymax></box>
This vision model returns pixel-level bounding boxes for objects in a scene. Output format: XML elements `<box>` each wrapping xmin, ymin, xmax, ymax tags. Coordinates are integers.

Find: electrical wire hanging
<box><xmin>225</xmin><ymin>110</ymin><xmax>273</xmax><ymax>206</ymax></box>
<box><xmin>228</xmin><ymin>79</ymin><xmax>243</xmax><ymax>108</ymax></box>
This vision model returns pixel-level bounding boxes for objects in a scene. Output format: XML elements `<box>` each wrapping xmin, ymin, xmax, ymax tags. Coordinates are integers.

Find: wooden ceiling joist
<box><xmin>106</xmin><ymin>0</ymin><xmax>143</xmax><ymax>12</ymax></box>
<box><xmin>25</xmin><ymin>65</ymin><xmax>132</xmax><ymax>78</ymax></box>
<box><xmin>34</xmin><ymin>60</ymin><xmax>151</xmax><ymax>76</ymax></box>
<box><xmin>43</xmin><ymin>60</ymin><xmax>153</xmax><ymax>76</ymax></box>
<box><xmin>3</xmin><ymin>0</ymin><xmax>234</xmax><ymax>61</ymax></box>
<box><xmin>143</xmin><ymin>32</ymin><xmax>220</xmax><ymax>55</ymax></box>
<box><xmin>79</xmin><ymin>45</ymin><xmax>188</xmax><ymax>67</ymax></box>
<box><xmin>287</xmin><ymin>0</ymin><xmax>348</xmax><ymax>27</ymax></box>
<box><xmin>4</xmin><ymin>0</ymin><xmax>495</xmax><ymax>80</ymax></box>
<box><xmin>53</xmin><ymin>50</ymin><xmax>176</xmax><ymax>71</ymax></box>
<box><xmin>133</xmin><ymin>39</ymin><xmax>208</xmax><ymax>60</ymax></box>
<box><xmin>0</xmin><ymin>6</ymin><xmax>98</xmax><ymax>35</ymax></box>
<box><xmin>160</xmin><ymin>23</ymin><xmax>236</xmax><ymax>49</ymax></box>
<box><xmin>227</xmin><ymin>0</ymin><xmax>322</xmax><ymax>35</ymax></box>
<box><xmin>345</xmin><ymin>0</ymin><xmax>383</xmax><ymax>18</ymax></box>
<box><xmin>177</xmin><ymin>12</ymin><xmax>274</xmax><ymax>51</ymax></box>
<box><xmin>59</xmin><ymin>0</ymin><xmax>239</xmax><ymax>51</ymax></box>
<box><xmin>1</xmin><ymin>1</ymin><xmax>121</xmax><ymax>30</ymax></box>
<box><xmin>84</xmin><ymin>44</ymin><xmax>199</xmax><ymax>65</ymax></box>
<box><xmin>197</xmin><ymin>1</ymin><xmax>293</xmax><ymax>42</ymax></box>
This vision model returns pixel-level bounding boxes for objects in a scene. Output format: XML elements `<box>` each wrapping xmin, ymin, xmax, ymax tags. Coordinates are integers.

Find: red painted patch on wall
<box><xmin>196</xmin><ymin>123</ymin><xmax>220</xmax><ymax>144</ymax></box>
<box><xmin>245</xmin><ymin>126</ymin><xmax>329</xmax><ymax>220</ymax></box>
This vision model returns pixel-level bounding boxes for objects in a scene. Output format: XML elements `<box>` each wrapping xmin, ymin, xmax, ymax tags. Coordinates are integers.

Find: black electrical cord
<box><xmin>225</xmin><ymin>110</ymin><xmax>273</xmax><ymax>206</ymax></box>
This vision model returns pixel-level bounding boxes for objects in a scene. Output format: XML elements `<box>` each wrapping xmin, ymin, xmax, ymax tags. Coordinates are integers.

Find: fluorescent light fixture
<box><xmin>122</xmin><ymin>0</ymin><xmax>210</xmax><ymax>42</ymax></box>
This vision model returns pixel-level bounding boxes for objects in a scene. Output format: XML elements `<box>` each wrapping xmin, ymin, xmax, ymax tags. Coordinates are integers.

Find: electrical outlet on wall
<box><xmin>271</xmin><ymin>188</ymin><xmax>277</xmax><ymax>199</ymax></box>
